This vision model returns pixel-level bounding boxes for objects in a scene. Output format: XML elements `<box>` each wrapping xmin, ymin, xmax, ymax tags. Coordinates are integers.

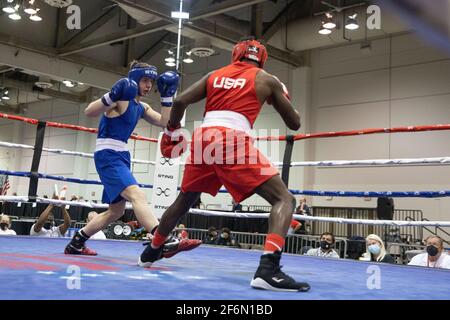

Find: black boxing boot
<box><xmin>250</xmin><ymin>251</ymin><xmax>310</xmax><ymax>292</ymax></box>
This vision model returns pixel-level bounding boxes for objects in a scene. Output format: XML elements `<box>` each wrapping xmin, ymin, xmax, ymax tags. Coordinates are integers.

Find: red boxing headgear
<box><xmin>231</xmin><ymin>39</ymin><xmax>268</xmax><ymax>68</ymax></box>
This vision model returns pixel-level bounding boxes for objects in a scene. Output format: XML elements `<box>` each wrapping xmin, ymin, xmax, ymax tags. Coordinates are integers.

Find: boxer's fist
<box><xmin>157</xmin><ymin>71</ymin><xmax>180</xmax><ymax>107</ymax></box>
<box><xmin>160</xmin><ymin>121</ymin><xmax>188</xmax><ymax>158</ymax></box>
<box><xmin>101</xmin><ymin>78</ymin><xmax>138</xmax><ymax>106</ymax></box>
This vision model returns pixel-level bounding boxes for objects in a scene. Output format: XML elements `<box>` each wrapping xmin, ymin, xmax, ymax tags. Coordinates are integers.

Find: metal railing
<box><xmin>173</xmin><ymin>228</ymin><xmax>348</xmax><ymax>258</ymax></box>
<box><xmin>311</xmin><ymin>207</ymin><xmax>425</xmax><ymax>242</ymax></box>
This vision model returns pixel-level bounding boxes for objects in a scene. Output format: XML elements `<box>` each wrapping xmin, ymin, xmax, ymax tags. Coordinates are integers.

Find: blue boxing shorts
<box><xmin>94</xmin><ymin>149</ymin><xmax>137</xmax><ymax>204</ymax></box>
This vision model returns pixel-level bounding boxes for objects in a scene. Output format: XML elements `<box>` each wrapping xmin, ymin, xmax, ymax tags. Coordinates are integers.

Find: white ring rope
<box><xmin>2</xmin><ymin>141</ymin><xmax>449</xmax><ymax>168</ymax></box>
<box><xmin>0</xmin><ymin>141</ymin><xmax>155</xmax><ymax>165</ymax></box>
<box><xmin>2</xmin><ymin>196</ymin><xmax>448</xmax><ymax>227</ymax></box>
<box><xmin>272</xmin><ymin>157</ymin><xmax>450</xmax><ymax>167</ymax></box>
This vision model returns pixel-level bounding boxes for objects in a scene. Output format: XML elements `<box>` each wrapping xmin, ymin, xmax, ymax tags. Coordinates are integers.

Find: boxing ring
<box><xmin>1</xmin><ymin>236</ymin><xmax>449</xmax><ymax>300</ymax></box>
<box><xmin>0</xmin><ymin>112</ymin><xmax>450</xmax><ymax>300</ymax></box>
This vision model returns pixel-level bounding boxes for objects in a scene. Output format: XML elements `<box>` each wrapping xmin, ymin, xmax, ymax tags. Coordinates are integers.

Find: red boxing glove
<box><xmin>266</xmin><ymin>76</ymin><xmax>290</xmax><ymax>105</ymax></box>
<box><xmin>160</xmin><ymin>122</ymin><xmax>188</xmax><ymax>158</ymax></box>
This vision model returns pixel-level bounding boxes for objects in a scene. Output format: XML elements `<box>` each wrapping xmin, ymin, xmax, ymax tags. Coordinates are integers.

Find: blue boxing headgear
<box><xmin>128</xmin><ymin>65</ymin><xmax>158</xmax><ymax>95</ymax></box>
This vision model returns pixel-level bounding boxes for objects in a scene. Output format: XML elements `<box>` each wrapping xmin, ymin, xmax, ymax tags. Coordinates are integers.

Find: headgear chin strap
<box><xmin>231</xmin><ymin>39</ymin><xmax>268</xmax><ymax>68</ymax></box>
<box><xmin>128</xmin><ymin>65</ymin><xmax>158</xmax><ymax>96</ymax></box>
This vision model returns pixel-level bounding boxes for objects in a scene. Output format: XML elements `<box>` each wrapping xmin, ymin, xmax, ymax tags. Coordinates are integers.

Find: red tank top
<box><xmin>205</xmin><ymin>61</ymin><xmax>262</xmax><ymax>127</ymax></box>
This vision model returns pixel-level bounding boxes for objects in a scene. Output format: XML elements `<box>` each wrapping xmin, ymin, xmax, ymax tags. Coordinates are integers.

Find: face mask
<box><xmin>426</xmin><ymin>245</ymin><xmax>439</xmax><ymax>257</ymax></box>
<box><xmin>320</xmin><ymin>241</ymin><xmax>332</xmax><ymax>250</ymax></box>
<box><xmin>368</xmin><ymin>244</ymin><xmax>381</xmax><ymax>255</ymax></box>
<box><xmin>0</xmin><ymin>223</ymin><xmax>8</xmax><ymax>231</ymax></box>
<box><xmin>44</xmin><ymin>222</ymin><xmax>54</xmax><ymax>230</ymax></box>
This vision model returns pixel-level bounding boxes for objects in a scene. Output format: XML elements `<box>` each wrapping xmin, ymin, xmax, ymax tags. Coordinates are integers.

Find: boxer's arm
<box><xmin>84</xmin><ymin>99</ymin><xmax>116</xmax><ymax>117</ymax></box>
<box><xmin>169</xmin><ymin>71</ymin><xmax>214</xmax><ymax>126</ymax></box>
<box><xmin>262</xmin><ymin>73</ymin><xmax>300</xmax><ymax>130</ymax></box>
<box><xmin>142</xmin><ymin>103</ymin><xmax>171</xmax><ymax>127</ymax></box>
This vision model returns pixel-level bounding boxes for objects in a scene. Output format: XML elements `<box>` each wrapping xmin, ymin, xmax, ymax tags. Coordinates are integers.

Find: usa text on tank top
<box><xmin>205</xmin><ymin>61</ymin><xmax>262</xmax><ymax>127</ymax></box>
<box><xmin>97</xmin><ymin>100</ymin><xmax>145</xmax><ymax>143</ymax></box>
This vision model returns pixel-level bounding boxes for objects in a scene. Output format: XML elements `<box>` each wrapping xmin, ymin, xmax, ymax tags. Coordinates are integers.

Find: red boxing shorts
<box><xmin>181</xmin><ymin>126</ymin><xmax>278</xmax><ymax>203</ymax></box>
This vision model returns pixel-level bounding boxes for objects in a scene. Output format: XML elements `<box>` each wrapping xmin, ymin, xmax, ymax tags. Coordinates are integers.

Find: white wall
<box><xmin>307</xmin><ymin>33</ymin><xmax>450</xmax><ymax>236</ymax></box>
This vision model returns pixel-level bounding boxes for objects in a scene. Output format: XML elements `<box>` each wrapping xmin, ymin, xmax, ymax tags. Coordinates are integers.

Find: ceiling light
<box><xmin>323</xmin><ymin>12</ymin><xmax>336</xmax><ymax>29</ymax></box>
<box><xmin>2</xmin><ymin>0</ymin><xmax>15</xmax><ymax>13</ymax></box>
<box><xmin>24</xmin><ymin>0</ymin><xmax>37</xmax><ymax>14</ymax></box>
<box><xmin>29</xmin><ymin>14</ymin><xmax>42</xmax><ymax>22</ymax></box>
<box><xmin>165</xmin><ymin>57</ymin><xmax>175</xmax><ymax>63</ymax></box>
<box><xmin>165</xmin><ymin>62</ymin><xmax>176</xmax><ymax>67</ymax></box>
<box><xmin>318</xmin><ymin>24</ymin><xmax>332</xmax><ymax>35</ymax></box>
<box><xmin>63</xmin><ymin>80</ymin><xmax>74</xmax><ymax>87</ymax></box>
<box><xmin>8</xmin><ymin>12</ymin><xmax>21</xmax><ymax>20</ymax></box>
<box><xmin>345</xmin><ymin>13</ymin><xmax>359</xmax><ymax>30</ymax></box>
<box><xmin>183</xmin><ymin>57</ymin><xmax>193</xmax><ymax>63</ymax></box>
<box><xmin>2</xmin><ymin>89</ymin><xmax>10</xmax><ymax>100</ymax></box>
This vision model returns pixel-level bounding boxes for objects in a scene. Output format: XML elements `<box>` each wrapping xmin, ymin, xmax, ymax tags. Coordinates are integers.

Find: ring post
<box><xmin>281</xmin><ymin>135</ymin><xmax>295</xmax><ymax>187</ymax></box>
<box><xmin>28</xmin><ymin>121</ymin><xmax>46</xmax><ymax>201</ymax></box>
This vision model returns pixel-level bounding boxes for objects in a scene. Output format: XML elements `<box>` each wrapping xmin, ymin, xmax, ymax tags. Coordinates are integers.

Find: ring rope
<box><xmin>2</xmin><ymin>112</ymin><xmax>450</xmax><ymax>142</ymax></box>
<box><xmin>0</xmin><ymin>112</ymin><xmax>158</xmax><ymax>143</ymax></box>
<box><xmin>2</xmin><ymin>141</ymin><xmax>449</xmax><ymax>168</ymax></box>
<box><xmin>2</xmin><ymin>169</ymin><xmax>449</xmax><ymax>198</ymax></box>
<box><xmin>257</xmin><ymin>124</ymin><xmax>450</xmax><ymax>141</ymax></box>
<box><xmin>2</xmin><ymin>196</ymin><xmax>447</xmax><ymax>227</ymax></box>
<box><xmin>0</xmin><ymin>141</ymin><xmax>155</xmax><ymax>165</ymax></box>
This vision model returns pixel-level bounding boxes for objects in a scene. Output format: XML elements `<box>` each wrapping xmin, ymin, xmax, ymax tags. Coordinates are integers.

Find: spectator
<box><xmin>232</xmin><ymin>199</ymin><xmax>242</xmax><ymax>212</ymax></box>
<box><xmin>360</xmin><ymin>234</ymin><xmax>395</xmax><ymax>263</ymax></box>
<box><xmin>85</xmin><ymin>211</ymin><xmax>106</xmax><ymax>240</ymax></box>
<box><xmin>295</xmin><ymin>198</ymin><xmax>310</xmax><ymax>215</ymax></box>
<box><xmin>305</xmin><ymin>232</ymin><xmax>340</xmax><ymax>259</ymax></box>
<box><xmin>30</xmin><ymin>195</ymin><xmax>71</xmax><ymax>237</ymax></box>
<box><xmin>216</xmin><ymin>227</ymin><xmax>240</xmax><ymax>247</ymax></box>
<box><xmin>0</xmin><ymin>214</ymin><xmax>16</xmax><ymax>235</ymax></box>
<box><xmin>203</xmin><ymin>227</ymin><xmax>218</xmax><ymax>244</ymax></box>
<box><xmin>288</xmin><ymin>219</ymin><xmax>302</xmax><ymax>235</ymax></box>
<box><xmin>295</xmin><ymin>198</ymin><xmax>310</xmax><ymax>234</ymax></box>
<box><xmin>70</xmin><ymin>195</ymin><xmax>79</xmax><ymax>201</ymax></box>
<box><xmin>176</xmin><ymin>224</ymin><xmax>188</xmax><ymax>239</ymax></box>
<box><xmin>408</xmin><ymin>235</ymin><xmax>450</xmax><ymax>269</ymax></box>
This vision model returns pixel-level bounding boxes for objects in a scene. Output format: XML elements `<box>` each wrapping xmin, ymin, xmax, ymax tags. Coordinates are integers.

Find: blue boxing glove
<box><xmin>101</xmin><ymin>78</ymin><xmax>138</xmax><ymax>107</ymax></box>
<box><xmin>157</xmin><ymin>71</ymin><xmax>180</xmax><ymax>107</ymax></box>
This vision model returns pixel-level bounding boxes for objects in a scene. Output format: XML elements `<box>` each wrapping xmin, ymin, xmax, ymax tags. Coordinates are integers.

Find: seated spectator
<box><xmin>360</xmin><ymin>234</ymin><xmax>395</xmax><ymax>263</ymax></box>
<box><xmin>203</xmin><ymin>227</ymin><xmax>218</xmax><ymax>244</ymax></box>
<box><xmin>85</xmin><ymin>211</ymin><xmax>106</xmax><ymax>240</ymax></box>
<box><xmin>305</xmin><ymin>232</ymin><xmax>340</xmax><ymax>259</ymax></box>
<box><xmin>216</xmin><ymin>227</ymin><xmax>240</xmax><ymax>247</ymax></box>
<box><xmin>232</xmin><ymin>200</ymin><xmax>242</xmax><ymax>212</ymax></box>
<box><xmin>288</xmin><ymin>219</ymin><xmax>302</xmax><ymax>235</ymax></box>
<box><xmin>408</xmin><ymin>235</ymin><xmax>450</xmax><ymax>269</ymax></box>
<box><xmin>0</xmin><ymin>214</ymin><xmax>16</xmax><ymax>235</ymax></box>
<box><xmin>176</xmin><ymin>224</ymin><xmax>188</xmax><ymax>239</ymax></box>
<box><xmin>30</xmin><ymin>195</ymin><xmax>71</xmax><ymax>237</ymax></box>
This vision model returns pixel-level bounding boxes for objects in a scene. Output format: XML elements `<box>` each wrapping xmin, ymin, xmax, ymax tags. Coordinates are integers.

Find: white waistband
<box><xmin>95</xmin><ymin>138</ymin><xmax>128</xmax><ymax>152</ymax></box>
<box><xmin>201</xmin><ymin>111</ymin><xmax>251</xmax><ymax>133</ymax></box>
